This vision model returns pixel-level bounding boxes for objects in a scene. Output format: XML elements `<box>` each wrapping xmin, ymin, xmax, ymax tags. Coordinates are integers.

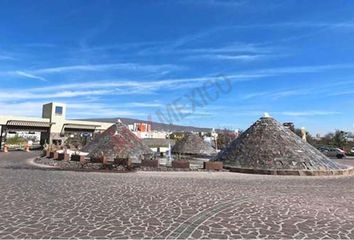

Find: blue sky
<box><xmin>1</xmin><ymin>0</ymin><xmax>354</xmax><ymax>134</ymax></box>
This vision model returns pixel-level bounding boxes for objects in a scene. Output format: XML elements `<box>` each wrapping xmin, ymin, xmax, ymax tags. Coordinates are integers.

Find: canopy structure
<box><xmin>61</xmin><ymin>123</ymin><xmax>100</xmax><ymax>135</ymax></box>
<box><xmin>4</xmin><ymin>120</ymin><xmax>52</xmax><ymax>132</ymax></box>
<box><xmin>216</xmin><ymin>116</ymin><xmax>349</xmax><ymax>175</ymax></box>
<box><xmin>81</xmin><ymin>121</ymin><xmax>153</xmax><ymax>163</ymax></box>
<box><xmin>0</xmin><ymin>120</ymin><xmax>53</xmax><ymax>149</ymax></box>
<box><xmin>172</xmin><ymin>133</ymin><xmax>216</xmax><ymax>157</ymax></box>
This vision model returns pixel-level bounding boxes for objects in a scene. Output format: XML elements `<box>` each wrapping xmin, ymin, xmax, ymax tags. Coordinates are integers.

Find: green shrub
<box><xmin>6</xmin><ymin>134</ymin><xmax>27</xmax><ymax>145</ymax></box>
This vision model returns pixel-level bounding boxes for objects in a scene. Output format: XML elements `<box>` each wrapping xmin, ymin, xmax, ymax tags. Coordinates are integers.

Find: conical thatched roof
<box><xmin>81</xmin><ymin>121</ymin><xmax>153</xmax><ymax>163</ymax></box>
<box><xmin>216</xmin><ymin>117</ymin><xmax>347</xmax><ymax>173</ymax></box>
<box><xmin>172</xmin><ymin>133</ymin><xmax>216</xmax><ymax>157</ymax></box>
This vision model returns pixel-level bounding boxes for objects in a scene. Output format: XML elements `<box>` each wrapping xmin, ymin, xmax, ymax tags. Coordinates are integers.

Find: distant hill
<box><xmin>80</xmin><ymin>117</ymin><xmax>213</xmax><ymax>132</ymax></box>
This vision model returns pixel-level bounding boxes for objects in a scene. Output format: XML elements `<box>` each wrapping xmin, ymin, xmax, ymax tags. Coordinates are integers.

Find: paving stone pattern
<box><xmin>1</xmin><ymin>152</ymin><xmax>354</xmax><ymax>239</ymax></box>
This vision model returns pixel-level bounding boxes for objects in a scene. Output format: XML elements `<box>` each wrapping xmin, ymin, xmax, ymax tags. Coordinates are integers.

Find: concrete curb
<box><xmin>224</xmin><ymin>165</ymin><xmax>354</xmax><ymax>176</ymax></box>
<box><xmin>27</xmin><ymin>157</ymin><xmax>57</xmax><ymax>169</ymax></box>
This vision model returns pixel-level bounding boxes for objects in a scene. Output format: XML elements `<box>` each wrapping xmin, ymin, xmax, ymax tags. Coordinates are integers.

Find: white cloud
<box><xmin>0</xmin><ymin>90</ymin><xmax>114</xmax><ymax>101</ymax></box>
<box><xmin>186</xmin><ymin>54</ymin><xmax>267</xmax><ymax>61</ymax></box>
<box><xmin>259</xmin><ymin>21</ymin><xmax>354</xmax><ymax>29</ymax></box>
<box><xmin>1</xmin><ymin>63</ymin><xmax>354</xmax><ymax>119</ymax></box>
<box><xmin>240</xmin><ymin>79</ymin><xmax>354</xmax><ymax>100</ymax></box>
<box><xmin>218</xmin><ymin>110</ymin><xmax>341</xmax><ymax>118</ymax></box>
<box><xmin>278</xmin><ymin>111</ymin><xmax>341</xmax><ymax>117</ymax></box>
<box><xmin>16</xmin><ymin>71</ymin><xmax>47</xmax><ymax>82</ymax></box>
<box><xmin>176</xmin><ymin>0</ymin><xmax>248</xmax><ymax>7</ymax></box>
<box><xmin>25</xmin><ymin>73</ymin><xmax>261</xmax><ymax>94</ymax></box>
<box><xmin>0</xmin><ymin>54</ymin><xmax>15</xmax><ymax>60</ymax></box>
<box><xmin>328</xmin><ymin>90</ymin><xmax>354</xmax><ymax>96</ymax></box>
<box><xmin>137</xmin><ymin>20</ymin><xmax>354</xmax><ymax>57</ymax></box>
<box><xmin>127</xmin><ymin>102</ymin><xmax>163</xmax><ymax>108</ymax></box>
<box><xmin>2</xmin><ymin>63</ymin><xmax>352</xmax><ymax>105</ymax></box>
<box><xmin>0</xmin><ymin>102</ymin><xmax>43</xmax><ymax>116</ymax></box>
<box><xmin>68</xmin><ymin>109</ymin><xmax>145</xmax><ymax>118</ymax></box>
<box><xmin>254</xmin><ymin>63</ymin><xmax>354</xmax><ymax>75</ymax></box>
<box><xmin>31</xmin><ymin>63</ymin><xmax>182</xmax><ymax>74</ymax></box>
<box><xmin>0</xmin><ymin>100</ymin><xmax>146</xmax><ymax>118</ymax></box>
<box><xmin>0</xmin><ymin>62</ymin><xmax>184</xmax><ymax>79</ymax></box>
<box><xmin>215</xmin><ymin>54</ymin><xmax>265</xmax><ymax>61</ymax></box>
<box><xmin>140</xmin><ymin>41</ymin><xmax>271</xmax><ymax>56</ymax></box>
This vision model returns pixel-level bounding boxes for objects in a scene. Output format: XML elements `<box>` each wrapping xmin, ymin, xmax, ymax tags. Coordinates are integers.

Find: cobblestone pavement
<box><xmin>1</xmin><ymin>152</ymin><xmax>354</xmax><ymax>239</ymax></box>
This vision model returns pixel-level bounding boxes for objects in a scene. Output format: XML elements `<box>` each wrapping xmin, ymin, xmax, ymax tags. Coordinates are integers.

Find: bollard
<box><xmin>79</xmin><ymin>155</ymin><xmax>86</xmax><ymax>167</ymax></box>
<box><xmin>63</xmin><ymin>153</ymin><xmax>70</xmax><ymax>161</ymax></box>
<box><xmin>102</xmin><ymin>156</ymin><xmax>109</xmax><ymax>169</ymax></box>
<box><xmin>24</xmin><ymin>144</ymin><xmax>30</xmax><ymax>152</ymax></box>
<box><xmin>102</xmin><ymin>156</ymin><xmax>108</xmax><ymax>165</ymax></box>
<box><xmin>63</xmin><ymin>149</ymin><xmax>70</xmax><ymax>161</ymax></box>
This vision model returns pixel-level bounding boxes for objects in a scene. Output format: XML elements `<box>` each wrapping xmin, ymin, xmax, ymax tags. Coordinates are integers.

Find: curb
<box><xmin>224</xmin><ymin>165</ymin><xmax>354</xmax><ymax>176</ymax></box>
<box><xmin>27</xmin><ymin>157</ymin><xmax>57</xmax><ymax>169</ymax></box>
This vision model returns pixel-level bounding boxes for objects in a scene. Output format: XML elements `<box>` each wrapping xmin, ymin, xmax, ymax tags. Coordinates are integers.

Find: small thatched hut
<box><xmin>81</xmin><ymin>121</ymin><xmax>153</xmax><ymax>163</ymax></box>
<box><xmin>216</xmin><ymin>116</ymin><xmax>349</xmax><ymax>175</ymax></box>
<box><xmin>172</xmin><ymin>133</ymin><xmax>216</xmax><ymax>157</ymax></box>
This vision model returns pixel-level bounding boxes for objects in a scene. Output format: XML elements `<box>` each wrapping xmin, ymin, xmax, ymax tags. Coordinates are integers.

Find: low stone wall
<box><xmin>71</xmin><ymin>155</ymin><xmax>84</xmax><ymax>162</ymax></box>
<box><xmin>114</xmin><ymin>158</ymin><xmax>131</xmax><ymax>167</ymax></box>
<box><xmin>172</xmin><ymin>160</ymin><xmax>190</xmax><ymax>169</ymax></box>
<box><xmin>204</xmin><ymin>161</ymin><xmax>223</xmax><ymax>171</ymax></box>
<box><xmin>141</xmin><ymin>159</ymin><xmax>159</xmax><ymax>168</ymax></box>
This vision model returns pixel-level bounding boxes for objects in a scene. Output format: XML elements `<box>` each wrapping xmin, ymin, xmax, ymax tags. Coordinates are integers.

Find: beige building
<box><xmin>0</xmin><ymin>102</ymin><xmax>113</xmax><ymax>148</ymax></box>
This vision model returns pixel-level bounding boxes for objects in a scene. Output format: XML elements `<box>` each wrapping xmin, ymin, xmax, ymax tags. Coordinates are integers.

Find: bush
<box><xmin>6</xmin><ymin>134</ymin><xmax>27</xmax><ymax>145</ymax></box>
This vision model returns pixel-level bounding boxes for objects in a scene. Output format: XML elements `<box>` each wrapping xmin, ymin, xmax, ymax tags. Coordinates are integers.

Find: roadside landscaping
<box><xmin>34</xmin><ymin>154</ymin><xmax>226</xmax><ymax>172</ymax></box>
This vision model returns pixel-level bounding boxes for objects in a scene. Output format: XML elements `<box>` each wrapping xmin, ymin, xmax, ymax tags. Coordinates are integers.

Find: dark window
<box><xmin>55</xmin><ymin>106</ymin><xmax>63</xmax><ymax>115</ymax></box>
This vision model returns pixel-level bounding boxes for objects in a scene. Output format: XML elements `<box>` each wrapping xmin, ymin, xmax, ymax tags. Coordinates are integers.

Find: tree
<box><xmin>321</xmin><ymin>132</ymin><xmax>334</xmax><ymax>146</ymax></box>
<box><xmin>315</xmin><ymin>130</ymin><xmax>348</xmax><ymax>149</ymax></box>
<box><xmin>332</xmin><ymin>130</ymin><xmax>347</xmax><ymax>148</ymax></box>
<box><xmin>217</xmin><ymin>129</ymin><xmax>238</xmax><ymax>150</ymax></box>
<box><xmin>169</xmin><ymin>132</ymin><xmax>185</xmax><ymax>140</ymax></box>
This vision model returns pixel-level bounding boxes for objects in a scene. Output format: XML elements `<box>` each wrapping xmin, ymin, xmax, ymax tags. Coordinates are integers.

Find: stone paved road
<box><xmin>1</xmin><ymin>152</ymin><xmax>354</xmax><ymax>239</ymax></box>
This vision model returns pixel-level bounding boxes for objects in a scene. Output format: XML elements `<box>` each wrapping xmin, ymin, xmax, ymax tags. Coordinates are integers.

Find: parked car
<box><xmin>351</xmin><ymin>147</ymin><xmax>354</xmax><ymax>154</ymax></box>
<box><xmin>318</xmin><ymin>146</ymin><xmax>346</xmax><ymax>159</ymax></box>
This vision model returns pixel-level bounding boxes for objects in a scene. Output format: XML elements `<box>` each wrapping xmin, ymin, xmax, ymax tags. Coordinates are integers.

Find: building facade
<box><xmin>0</xmin><ymin>102</ymin><xmax>113</xmax><ymax>149</ymax></box>
<box><xmin>128</xmin><ymin>122</ymin><xmax>168</xmax><ymax>139</ymax></box>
